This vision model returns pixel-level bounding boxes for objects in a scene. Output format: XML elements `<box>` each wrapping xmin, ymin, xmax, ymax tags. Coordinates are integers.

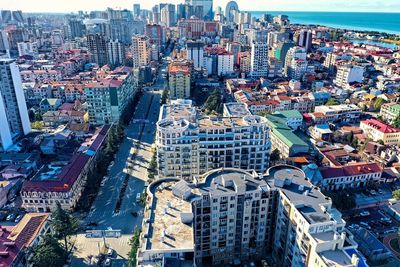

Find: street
<box><xmin>71</xmin><ymin>82</ymin><xmax>164</xmax><ymax>266</ymax></box>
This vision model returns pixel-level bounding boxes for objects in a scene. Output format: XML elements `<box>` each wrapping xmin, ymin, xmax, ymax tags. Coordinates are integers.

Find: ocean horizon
<box><xmin>249</xmin><ymin>11</ymin><xmax>400</xmax><ymax>34</ymax></box>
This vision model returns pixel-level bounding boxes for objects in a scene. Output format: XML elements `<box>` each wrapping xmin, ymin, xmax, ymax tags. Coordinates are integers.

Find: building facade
<box><xmin>0</xmin><ymin>59</ymin><xmax>31</xmax><ymax>151</ymax></box>
<box><xmin>156</xmin><ymin>101</ymin><xmax>271</xmax><ymax>181</ymax></box>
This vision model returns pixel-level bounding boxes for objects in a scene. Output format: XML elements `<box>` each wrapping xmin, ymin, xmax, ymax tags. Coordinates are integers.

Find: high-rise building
<box><xmin>68</xmin><ymin>18</ymin><xmax>85</xmax><ymax>38</ymax></box>
<box><xmin>169</xmin><ymin>61</ymin><xmax>191</xmax><ymax>100</ymax></box>
<box><xmin>17</xmin><ymin>41</ymin><xmax>38</xmax><ymax>57</ymax></box>
<box><xmin>84</xmin><ymin>69</ymin><xmax>136</xmax><ymax>124</ymax></box>
<box><xmin>160</xmin><ymin>4</ymin><xmax>176</xmax><ymax>27</ymax></box>
<box><xmin>138</xmin><ymin>165</ymin><xmax>361</xmax><ymax>267</ymax></box>
<box><xmin>87</xmin><ymin>34</ymin><xmax>108</xmax><ymax>66</ymax></box>
<box><xmin>132</xmin><ymin>35</ymin><xmax>150</xmax><ymax>68</ymax></box>
<box><xmin>0</xmin><ymin>59</ymin><xmax>31</xmax><ymax>151</ymax></box>
<box><xmin>296</xmin><ymin>29</ymin><xmax>313</xmax><ymax>52</ymax></box>
<box><xmin>0</xmin><ymin>30</ymin><xmax>10</xmax><ymax>57</ymax></box>
<box><xmin>284</xmin><ymin>46</ymin><xmax>308</xmax><ymax>80</ymax></box>
<box><xmin>133</xmin><ymin>4</ymin><xmax>141</xmax><ymax>18</ymax></box>
<box><xmin>185</xmin><ymin>0</ymin><xmax>213</xmax><ymax>20</ymax></box>
<box><xmin>156</xmin><ymin>101</ymin><xmax>271</xmax><ymax>181</ymax></box>
<box><xmin>334</xmin><ymin>64</ymin><xmax>364</xmax><ymax>88</ymax></box>
<box><xmin>106</xmin><ymin>40</ymin><xmax>125</xmax><ymax>67</ymax></box>
<box><xmin>250</xmin><ymin>42</ymin><xmax>269</xmax><ymax>78</ymax></box>
<box><xmin>186</xmin><ymin>40</ymin><xmax>205</xmax><ymax>69</ymax></box>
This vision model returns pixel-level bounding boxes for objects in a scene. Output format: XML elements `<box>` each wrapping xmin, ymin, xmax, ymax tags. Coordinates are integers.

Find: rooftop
<box><xmin>361</xmin><ymin>119</ymin><xmax>400</xmax><ymax>134</ymax></box>
<box><xmin>144</xmin><ymin>179</ymin><xmax>194</xmax><ymax>252</ymax></box>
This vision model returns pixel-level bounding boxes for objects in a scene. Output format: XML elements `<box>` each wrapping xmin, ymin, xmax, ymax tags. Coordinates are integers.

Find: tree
<box><xmin>31</xmin><ymin>121</ymin><xmax>44</xmax><ymax>130</ymax></box>
<box><xmin>325</xmin><ymin>98</ymin><xmax>339</xmax><ymax>106</ymax></box>
<box><xmin>30</xmin><ymin>235</ymin><xmax>66</xmax><ymax>267</ymax></box>
<box><xmin>393</xmin><ymin>190</ymin><xmax>400</xmax><ymax>200</ymax></box>
<box><xmin>52</xmin><ymin>202</ymin><xmax>80</xmax><ymax>254</ymax></box>
<box><xmin>377</xmin><ymin>139</ymin><xmax>385</xmax><ymax>145</ymax></box>
<box><xmin>203</xmin><ymin>90</ymin><xmax>223</xmax><ymax>115</ymax></box>
<box><xmin>128</xmin><ymin>228</ymin><xmax>141</xmax><ymax>267</ymax></box>
<box><xmin>393</xmin><ymin>114</ymin><xmax>400</xmax><ymax>128</ymax></box>
<box><xmin>270</xmin><ymin>149</ymin><xmax>280</xmax><ymax>162</ymax></box>
<box><xmin>374</xmin><ymin>98</ymin><xmax>387</xmax><ymax>111</ymax></box>
<box><xmin>161</xmin><ymin>89</ymin><xmax>169</xmax><ymax>105</ymax></box>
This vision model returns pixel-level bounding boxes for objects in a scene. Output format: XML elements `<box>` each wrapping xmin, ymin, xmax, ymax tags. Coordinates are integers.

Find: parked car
<box><xmin>136</xmin><ymin>193</ymin><xmax>142</xmax><ymax>203</ymax></box>
<box><xmin>14</xmin><ymin>214</ymin><xmax>23</xmax><ymax>223</ymax></box>
<box><xmin>6</xmin><ymin>213</ymin><xmax>16</xmax><ymax>221</ymax></box>
<box><xmin>360</xmin><ymin>211</ymin><xmax>370</xmax><ymax>217</ymax></box>
<box><xmin>104</xmin><ymin>258</ymin><xmax>111</xmax><ymax>266</ymax></box>
<box><xmin>107</xmin><ymin>248</ymin><xmax>114</xmax><ymax>257</ymax></box>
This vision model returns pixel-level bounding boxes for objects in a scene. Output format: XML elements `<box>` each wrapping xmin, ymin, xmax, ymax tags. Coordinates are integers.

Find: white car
<box><xmin>104</xmin><ymin>258</ymin><xmax>111</xmax><ymax>266</ymax></box>
<box><xmin>360</xmin><ymin>211</ymin><xmax>370</xmax><ymax>217</ymax></box>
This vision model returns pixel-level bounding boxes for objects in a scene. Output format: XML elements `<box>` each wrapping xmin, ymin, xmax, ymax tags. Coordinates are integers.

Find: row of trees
<box><xmin>128</xmin><ymin>228</ymin><xmax>141</xmax><ymax>267</ymax></box>
<box><xmin>31</xmin><ymin>203</ymin><xmax>79</xmax><ymax>267</ymax></box>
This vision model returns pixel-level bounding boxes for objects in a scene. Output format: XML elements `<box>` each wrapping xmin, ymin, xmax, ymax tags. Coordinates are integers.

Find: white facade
<box><xmin>217</xmin><ymin>53</ymin><xmax>234</xmax><ymax>76</ymax></box>
<box><xmin>17</xmin><ymin>41</ymin><xmax>38</xmax><ymax>57</ymax></box>
<box><xmin>250</xmin><ymin>42</ymin><xmax>269</xmax><ymax>78</ymax></box>
<box><xmin>334</xmin><ymin>64</ymin><xmax>364</xmax><ymax>88</ymax></box>
<box><xmin>0</xmin><ymin>59</ymin><xmax>31</xmax><ymax>151</ymax></box>
<box><xmin>106</xmin><ymin>39</ymin><xmax>125</xmax><ymax>66</ymax></box>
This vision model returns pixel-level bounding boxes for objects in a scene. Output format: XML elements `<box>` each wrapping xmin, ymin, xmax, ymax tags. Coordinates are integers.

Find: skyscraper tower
<box><xmin>0</xmin><ymin>59</ymin><xmax>31</xmax><ymax>151</ymax></box>
<box><xmin>185</xmin><ymin>0</ymin><xmax>213</xmax><ymax>20</ymax></box>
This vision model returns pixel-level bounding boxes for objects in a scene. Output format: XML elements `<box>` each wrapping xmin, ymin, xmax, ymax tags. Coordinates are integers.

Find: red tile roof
<box><xmin>320</xmin><ymin>163</ymin><xmax>382</xmax><ymax>179</ymax></box>
<box><xmin>21</xmin><ymin>125</ymin><xmax>109</xmax><ymax>193</ymax></box>
<box><xmin>361</xmin><ymin>119</ymin><xmax>400</xmax><ymax>134</ymax></box>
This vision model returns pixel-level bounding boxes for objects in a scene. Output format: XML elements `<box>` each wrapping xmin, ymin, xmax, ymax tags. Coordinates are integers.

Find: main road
<box><xmin>71</xmin><ymin>69</ymin><xmax>166</xmax><ymax>266</ymax></box>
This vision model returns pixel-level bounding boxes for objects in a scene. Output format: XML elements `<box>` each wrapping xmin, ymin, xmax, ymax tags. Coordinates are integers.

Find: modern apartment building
<box><xmin>17</xmin><ymin>41</ymin><xmax>38</xmax><ymax>57</ymax></box>
<box><xmin>138</xmin><ymin>165</ymin><xmax>363</xmax><ymax>267</ymax></box>
<box><xmin>156</xmin><ymin>101</ymin><xmax>271</xmax><ymax>182</ymax></box>
<box><xmin>250</xmin><ymin>42</ymin><xmax>269</xmax><ymax>78</ymax></box>
<box><xmin>132</xmin><ymin>35</ymin><xmax>151</xmax><ymax>68</ymax></box>
<box><xmin>106</xmin><ymin>39</ymin><xmax>125</xmax><ymax>67</ymax></box>
<box><xmin>284</xmin><ymin>46</ymin><xmax>308</xmax><ymax>80</ymax></box>
<box><xmin>169</xmin><ymin>63</ymin><xmax>191</xmax><ymax>100</ymax></box>
<box><xmin>314</xmin><ymin>104</ymin><xmax>361</xmax><ymax>124</ymax></box>
<box><xmin>84</xmin><ymin>68</ymin><xmax>136</xmax><ymax>124</ymax></box>
<box><xmin>0</xmin><ymin>59</ymin><xmax>31</xmax><ymax>151</ymax></box>
<box><xmin>334</xmin><ymin>64</ymin><xmax>364</xmax><ymax>88</ymax></box>
<box><xmin>86</xmin><ymin>34</ymin><xmax>108</xmax><ymax>66</ymax></box>
<box><xmin>186</xmin><ymin>41</ymin><xmax>205</xmax><ymax>69</ymax></box>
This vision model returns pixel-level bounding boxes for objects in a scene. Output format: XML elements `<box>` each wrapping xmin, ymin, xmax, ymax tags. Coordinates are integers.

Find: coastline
<box><xmin>250</xmin><ymin>11</ymin><xmax>400</xmax><ymax>35</ymax></box>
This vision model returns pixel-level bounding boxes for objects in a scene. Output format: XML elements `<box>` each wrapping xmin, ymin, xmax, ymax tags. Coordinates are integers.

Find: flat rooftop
<box><xmin>146</xmin><ymin>181</ymin><xmax>194</xmax><ymax>251</ymax></box>
<box><xmin>265</xmin><ymin>166</ymin><xmax>334</xmax><ymax>225</ymax></box>
<box><xmin>320</xmin><ymin>250</ymin><xmax>354</xmax><ymax>267</ymax></box>
<box><xmin>224</xmin><ymin>102</ymin><xmax>251</xmax><ymax>117</ymax></box>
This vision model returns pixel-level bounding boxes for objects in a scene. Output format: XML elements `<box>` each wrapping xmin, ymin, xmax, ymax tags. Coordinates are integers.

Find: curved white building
<box><xmin>156</xmin><ymin>101</ymin><xmax>271</xmax><ymax>181</ymax></box>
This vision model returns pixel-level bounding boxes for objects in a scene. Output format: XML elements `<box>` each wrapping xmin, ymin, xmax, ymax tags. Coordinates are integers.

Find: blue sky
<box><xmin>1</xmin><ymin>0</ymin><xmax>400</xmax><ymax>13</ymax></box>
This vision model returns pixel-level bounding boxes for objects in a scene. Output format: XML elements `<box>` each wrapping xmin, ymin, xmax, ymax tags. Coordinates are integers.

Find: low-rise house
<box><xmin>21</xmin><ymin>125</ymin><xmax>109</xmax><ymax>212</ymax></box>
<box><xmin>360</xmin><ymin>119</ymin><xmax>400</xmax><ymax>146</ymax></box>
<box><xmin>0</xmin><ymin>213</ymin><xmax>50</xmax><ymax>267</ymax></box>
<box><xmin>267</xmin><ymin>110</ymin><xmax>303</xmax><ymax>130</ymax></box>
<box><xmin>319</xmin><ymin>162</ymin><xmax>383</xmax><ymax>190</ymax></box>
<box><xmin>309</xmin><ymin>124</ymin><xmax>333</xmax><ymax>141</ymax></box>
<box><xmin>380</xmin><ymin>103</ymin><xmax>400</xmax><ymax>125</ymax></box>
<box><xmin>39</xmin><ymin>98</ymin><xmax>62</xmax><ymax>112</ymax></box>
<box><xmin>314</xmin><ymin>104</ymin><xmax>361</xmax><ymax>124</ymax></box>
<box><xmin>266</xmin><ymin>117</ymin><xmax>309</xmax><ymax>158</ymax></box>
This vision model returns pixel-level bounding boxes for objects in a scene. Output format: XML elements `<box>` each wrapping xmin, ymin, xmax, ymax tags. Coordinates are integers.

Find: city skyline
<box><xmin>1</xmin><ymin>0</ymin><xmax>400</xmax><ymax>13</ymax></box>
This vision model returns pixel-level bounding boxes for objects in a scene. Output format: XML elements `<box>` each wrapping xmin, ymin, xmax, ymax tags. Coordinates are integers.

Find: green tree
<box><xmin>203</xmin><ymin>90</ymin><xmax>223</xmax><ymax>115</ymax></box>
<box><xmin>31</xmin><ymin>121</ymin><xmax>44</xmax><ymax>130</ymax></box>
<box><xmin>128</xmin><ymin>228</ymin><xmax>141</xmax><ymax>267</ymax></box>
<box><xmin>52</xmin><ymin>202</ymin><xmax>80</xmax><ymax>254</ymax></box>
<box><xmin>393</xmin><ymin>190</ymin><xmax>400</xmax><ymax>200</ymax></box>
<box><xmin>325</xmin><ymin>98</ymin><xmax>339</xmax><ymax>106</ymax></box>
<box><xmin>393</xmin><ymin>114</ymin><xmax>400</xmax><ymax>128</ymax></box>
<box><xmin>30</xmin><ymin>235</ymin><xmax>66</xmax><ymax>267</ymax></box>
<box><xmin>377</xmin><ymin>139</ymin><xmax>385</xmax><ymax>145</ymax></box>
<box><xmin>374</xmin><ymin>98</ymin><xmax>387</xmax><ymax>111</ymax></box>
<box><xmin>270</xmin><ymin>149</ymin><xmax>280</xmax><ymax>162</ymax></box>
<box><xmin>161</xmin><ymin>89</ymin><xmax>169</xmax><ymax>105</ymax></box>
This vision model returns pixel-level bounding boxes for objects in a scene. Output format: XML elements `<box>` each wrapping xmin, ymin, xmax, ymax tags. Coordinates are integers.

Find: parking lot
<box><xmin>345</xmin><ymin>206</ymin><xmax>400</xmax><ymax>239</ymax></box>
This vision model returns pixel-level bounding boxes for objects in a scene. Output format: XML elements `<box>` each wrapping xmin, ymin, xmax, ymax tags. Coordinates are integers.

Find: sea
<box><xmin>250</xmin><ymin>11</ymin><xmax>400</xmax><ymax>35</ymax></box>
